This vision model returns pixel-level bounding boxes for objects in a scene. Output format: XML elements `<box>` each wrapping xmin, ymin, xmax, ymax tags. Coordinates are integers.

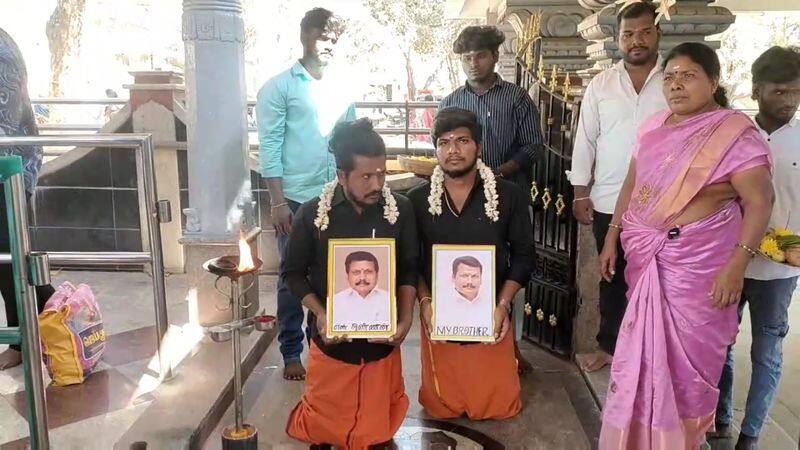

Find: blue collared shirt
<box><xmin>256</xmin><ymin>61</ymin><xmax>356</xmax><ymax>204</ymax></box>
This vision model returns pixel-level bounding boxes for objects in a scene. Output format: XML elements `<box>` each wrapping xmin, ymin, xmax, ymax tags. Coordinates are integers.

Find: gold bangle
<box><xmin>271</xmin><ymin>202</ymin><xmax>288</xmax><ymax>209</ymax></box>
<box><xmin>736</xmin><ymin>243</ymin><xmax>757</xmax><ymax>258</ymax></box>
<box><xmin>573</xmin><ymin>196</ymin><xmax>591</xmax><ymax>202</ymax></box>
<box><xmin>419</xmin><ymin>296</ymin><xmax>432</xmax><ymax>305</ymax></box>
<box><xmin>608</xmin><ymin>223</ymin><xmax>623</xmax><ymax>230</ymax></box>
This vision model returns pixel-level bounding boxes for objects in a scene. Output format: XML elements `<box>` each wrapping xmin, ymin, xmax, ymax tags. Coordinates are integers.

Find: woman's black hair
<box><xmin>662</xmin><ymin>42</ymin><xmax>729</xmax><ymax>108</ymax></box>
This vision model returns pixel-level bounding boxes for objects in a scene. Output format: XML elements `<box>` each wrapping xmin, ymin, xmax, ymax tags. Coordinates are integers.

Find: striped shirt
<box><xmin>439</xmin><ymin>76</ymin><xmax>543</xmax><ymax>170</ymax></box>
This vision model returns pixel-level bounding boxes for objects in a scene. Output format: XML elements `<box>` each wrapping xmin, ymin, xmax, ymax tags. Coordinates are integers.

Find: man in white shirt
<box><xmin>332</xmin><ymin>251</ymin><xmax>391</xmax><ymax>332</ymax></box>
<box><xmin>569</xmin><ymin>2</ymin><xmax>668</xmax><ymax>372</ymax></box>
<box><xmin>435</xmin><ymin>256</ymin><xmax>492</xmax><ymax>337</ymax></box>
<box><xmin>713</xmin><ymin>46</ymin><xmax>800</xmax><ymax>450</ymax></box>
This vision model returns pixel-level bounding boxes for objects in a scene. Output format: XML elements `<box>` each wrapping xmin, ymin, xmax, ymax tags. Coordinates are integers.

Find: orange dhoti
<box><xmin>419</xmin><ymin>327</ymin><xmax>521</xmax><ymax>420</ymax></box>
<box><xmin>286</xmin><ymin>342</ymin><xmax>409</xmax><ymax>449</ymax></box>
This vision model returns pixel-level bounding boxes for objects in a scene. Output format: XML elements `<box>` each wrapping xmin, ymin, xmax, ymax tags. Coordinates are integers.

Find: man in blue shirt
<box><xmin>256</xmin><ymin>8</ymin><xmax>355</xmax><ymax>381</ymax></box>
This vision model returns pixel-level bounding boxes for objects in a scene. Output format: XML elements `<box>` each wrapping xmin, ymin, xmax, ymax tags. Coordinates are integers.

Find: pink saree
<box><xmin>599</xmin><ymin>109</ymin><xmax>771</xmax><ymax>450</ymax></box>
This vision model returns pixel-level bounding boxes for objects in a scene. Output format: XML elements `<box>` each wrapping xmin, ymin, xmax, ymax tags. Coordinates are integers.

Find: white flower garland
<box><xmin>427</xmin><ymin>159</ymin><xmax>499</xmax><ymax>222</ymax></box>
<box><xmin>313</xmin><ymin>179</ymin><xmax>399</xmax><ymax>231</ymax></box>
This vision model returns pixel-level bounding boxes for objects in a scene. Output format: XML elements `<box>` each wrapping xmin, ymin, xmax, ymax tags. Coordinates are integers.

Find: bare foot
<box><xmin>514</xmin><ymin>342</ymin><xmax>532</xmax><ymax>375</ymax></box>
<box><xmin>283</xmin><ymin>361</ymin><xmax>306</xmax><ymax>381</ymax></box>
<box><xmin>579</xmin><ymin>351</ymin><xmax>612</xmax><ymax>373</ymax></box>
<box><xmin>0</xmin><ymin>349</ymin><xmax>22</xmax><ymax>370</ymax></box>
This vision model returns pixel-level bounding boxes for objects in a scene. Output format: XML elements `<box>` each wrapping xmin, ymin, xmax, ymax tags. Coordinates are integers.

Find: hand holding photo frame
<box><xmin>327</xmin><ymin>238</ymin><xmax>396</xmax><ymax>339</ymax></box>
<box><xmin>431</xmin><ymin>244</ymin><xmax>496</xmax><ymax>342</ymax></box>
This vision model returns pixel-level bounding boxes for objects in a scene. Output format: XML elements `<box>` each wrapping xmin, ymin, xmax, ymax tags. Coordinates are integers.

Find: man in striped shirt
<box><xmin>439</xmin><ymin>26</ymin><xmax>543</xmax><ymax>191</ymax></box>
<box><xmin>439</xmin><ymin>26</ymin><xmax>544</xmax><ymax>373</ymax></box>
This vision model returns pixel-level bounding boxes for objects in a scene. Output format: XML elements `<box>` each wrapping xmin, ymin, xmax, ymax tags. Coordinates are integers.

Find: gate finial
<box><xmin>562</xmin><ymin>72</ymin><xmax>572</xmax><ymax>99</ymax></box>
<box><xmin>548</xmin><ymin>66</ymin><xmax>559</xmax><ymax>92</ymax></box>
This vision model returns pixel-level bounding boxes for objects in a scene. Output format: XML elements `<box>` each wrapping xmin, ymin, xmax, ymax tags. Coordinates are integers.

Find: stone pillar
<box><xmin>499</xmin><ymin>2</ymin><xmax>594</xmax><ymax>73</ymax></box>
<box><xmin>498</xmin><ymin>24</ymin><xmax>519</xmax><ymax>82</ymax></box>
<box><xmin>126</xmin><ymin>71</ymin><xmax>186</xmax><ymax>273</ymax></box>
<box><xmin>570</xmin><ymin>0</ymin><xmax>736</xmax><ymax>353</ymax></box>
<box><xmin>180</xmin><ymin>0</ymin><xmax>258</xmax><ymax>327</ymax></box>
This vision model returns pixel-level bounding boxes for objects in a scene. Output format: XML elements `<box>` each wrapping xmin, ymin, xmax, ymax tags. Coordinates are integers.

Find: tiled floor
<box><xmin>0</xmin><ymin>270</ymin><xmax>277</xmax><ymax>450</ymax></box>
<box><xmin>3</xmin><ymin>270</ymin><xmax>799</xmax><ymax>449</ymax></box>
<box><xmin>579</xmin><ymin>288</ymin><xmax>800</xmax><ymax>450</ymax></box>
<box><xmin>206</xmin><ymin>320</ymin><xmax>602</xmax><ymax>449</ymax></box>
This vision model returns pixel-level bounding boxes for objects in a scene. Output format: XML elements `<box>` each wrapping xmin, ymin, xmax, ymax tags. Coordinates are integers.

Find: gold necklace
<box><xmin>443</xmin><ymin>191</ymin><xmax>460</xmax><ymax>217</ymax></box>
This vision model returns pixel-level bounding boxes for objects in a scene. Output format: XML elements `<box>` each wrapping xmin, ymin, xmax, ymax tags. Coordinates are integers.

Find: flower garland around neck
<box><xmin>313</xmin><ymin>179</ymin><xmax>399</xmax><ymax>231</ymax></box>
<box><xmin>427</xmin><ymin>159</ymin><xmax>499</xmax><ymax>222</ymax></box>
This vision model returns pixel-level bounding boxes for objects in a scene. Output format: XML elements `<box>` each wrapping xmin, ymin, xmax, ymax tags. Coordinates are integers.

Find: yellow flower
<box><xmin>773</xmin><ymin>249</ymin><xmax>786</xmax><ymax>263</ymax></box>
<box><xmin>760</xmin><ymin>237</ymin><xmax>781</xmax><ymax>257</ymax></box>
<box><xmin>774</xmin><ymin>227</ymin><xmax>794</xmax><ymax>237</ymax></box>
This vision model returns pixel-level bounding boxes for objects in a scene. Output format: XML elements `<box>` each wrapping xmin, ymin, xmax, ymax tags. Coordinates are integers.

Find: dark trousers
<box><xmin>0</xmin><ymin>186</ymin><xmax>53</xmax><ymax>351</ymax></box>
<box><xmin>276</xmin><ymin>199</ymin><xmax>305</xmax><ymax>364</ymax></box>
<box><xmin>591</xmin><ymin>211</ymin><xmax>629</xmax><ymax>355</ymax></box>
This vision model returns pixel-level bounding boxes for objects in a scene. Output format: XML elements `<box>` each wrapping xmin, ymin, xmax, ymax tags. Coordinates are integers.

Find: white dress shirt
<box><xmin>434</xmin><ymin>289</ymin><xmax>493</xmax><ymax>336</ymax></box>
<box><xmin>331</xmin><ymin>287</ymin><xmax>391</xmax><ymax>332</ymax></box>
<box><xmin>569</xmin><ymin>59</ymin><xmax>669</xmax><ymax>214</ymax></box>
<box><xmin>746</xmin><ymin>117</ymin><xmax>800</xmax><ymax>281</ymax></box>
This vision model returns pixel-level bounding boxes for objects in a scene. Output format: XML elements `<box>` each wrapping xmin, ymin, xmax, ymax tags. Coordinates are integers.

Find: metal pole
<box><xmin>6</xmin><ymin>174</ymin><xmax>49</xmax><ymax>449</ymax></box>
<box><xmin>0</xmin><ymin>135</ymin><xmax>172</xmax><ymax>382</ymax></box>
<box><xmin>135</xmin><ymin>136</ymin><xmax>173</xmax><ymax>380</ymax></box>
<box><xmin>231</xmin><ymin>277</ymin><xmax>243</xmax><ymax>431</ymax></box>
<box><xmin>0</xmin><ymin>252</ymin><xmax>151</xmax><ymax>266</ymax></box>
<box><xmin>404</xmin><ymin>100</ymin><xmax>410</xmax><ymax>154</ymax></box>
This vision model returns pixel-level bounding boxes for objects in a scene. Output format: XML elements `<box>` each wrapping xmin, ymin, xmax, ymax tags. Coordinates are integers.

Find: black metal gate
<box><xmin>516</xmin><ymin>54</ymin><xmax>581</xmax><ymax>356</ymax></box>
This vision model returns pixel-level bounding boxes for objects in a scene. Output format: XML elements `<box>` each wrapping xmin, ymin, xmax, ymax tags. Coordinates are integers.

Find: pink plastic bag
<box><xmin>38</xmin><ymin>282</ymin><xmax>105</xmax><ymax>386</ymax></box>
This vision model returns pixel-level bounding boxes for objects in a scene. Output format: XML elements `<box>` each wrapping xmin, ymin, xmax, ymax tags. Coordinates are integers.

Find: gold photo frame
<box><xmin>326</xmin><ymin>238</ymin><xmax>397</xmax><ymax>339</ymax></box>
<box><xmin>431</xmin><ymin>244</ymin><xmax>496</xmax><ymax>342</ymax></box>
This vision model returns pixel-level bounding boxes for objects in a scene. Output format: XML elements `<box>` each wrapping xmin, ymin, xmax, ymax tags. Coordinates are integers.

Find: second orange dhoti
<box><xmin>419</xmin><ymin>327</ymin><xmax>521</xmax><ymax>420</ymax></box>
<box><xmin>286</xmin><ymin>342</ymin><xmax>408</xmax><ymax>449</ymax></box>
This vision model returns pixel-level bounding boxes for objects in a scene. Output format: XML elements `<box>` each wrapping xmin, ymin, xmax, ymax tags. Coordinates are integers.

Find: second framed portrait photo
<box><xmin>431</xmin><ymin>244</ymin><xmax>496</xmax><ymax>342</ymax></box>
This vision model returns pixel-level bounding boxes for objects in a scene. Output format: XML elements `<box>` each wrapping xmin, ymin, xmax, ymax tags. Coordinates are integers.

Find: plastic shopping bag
<box><xmin>38</xmin><ymin>282</ymin><xmax>105</xmax><ymax>386</ymax></box>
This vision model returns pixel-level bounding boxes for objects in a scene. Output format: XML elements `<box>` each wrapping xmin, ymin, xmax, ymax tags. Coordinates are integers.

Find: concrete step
<box><xmin>114</xmin><ymin>327</ymin><xmax>276</xmax><ymax>450</ymax></box>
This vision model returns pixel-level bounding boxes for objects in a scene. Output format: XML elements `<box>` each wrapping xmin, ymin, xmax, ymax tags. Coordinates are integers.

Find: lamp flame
<box><xmin>237</xmin><ymin>233</ymin><xmax>255</xmax><ymax>272</ymax></box>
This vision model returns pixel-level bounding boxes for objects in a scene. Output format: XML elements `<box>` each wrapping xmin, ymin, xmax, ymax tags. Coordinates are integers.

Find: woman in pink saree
<box><xmin>597</xmin><ymin>43</ymin><xmax>774</xmax><ymax>449</ymax></box>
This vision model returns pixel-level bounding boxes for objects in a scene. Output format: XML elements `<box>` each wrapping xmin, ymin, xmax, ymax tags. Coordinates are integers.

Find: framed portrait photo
<box><xmin>431</xmin><ymin>244</ymin><xmax>496</xmax><ymax>342</ymax></box>
<box><xmin>326</xmin><ymin>238</ymin><xmax>396</xmax><ymax>339</ymax></box>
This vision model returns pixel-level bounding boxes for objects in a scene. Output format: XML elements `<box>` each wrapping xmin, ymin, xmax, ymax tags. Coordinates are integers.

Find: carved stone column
<box><xmin>578</xmin><ymin>0</ymin><xmax>735</xmax><ymax>79</ymax></box>
<box><xmin>181</xmin><ymin>0</ymin><xmax>253</xmax><ymax>241</ymax></box>
<box><xmin>498</xmin><ymin>23</ymin><xmax>519</xmax><ymax>82</ymax></box>
<box><xmin>499</xmin><ymin>2</ymin><xmax>594</xmax><ymax>73</ymax></box>
<box><xmin>180</xmin><ymin>0</ymin><xmax>259</xmax><ymax>326</ymax></box>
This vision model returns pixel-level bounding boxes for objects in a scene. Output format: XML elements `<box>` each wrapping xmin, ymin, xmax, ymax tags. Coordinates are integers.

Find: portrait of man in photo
<box><xmin>452</xmin><ymin>256</ymin><xmax>485</xmax><ymax>305</ymax></box>
<box><xmin>331</xmin><ymin>250</ymin><xmax>391</xmax><ymax>332</ymax></box>
<box><xmin>433</xmin><ymin>248</ymin><xmax>495</xmax><ymax>341</ymax></box>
